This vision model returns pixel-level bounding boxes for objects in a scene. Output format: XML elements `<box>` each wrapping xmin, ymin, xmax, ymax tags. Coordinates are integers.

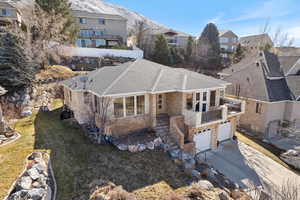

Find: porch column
<box><xmin>150</xmin><ymin>94</ymin><xmax>157</xmax><ymax>128</ymax></box>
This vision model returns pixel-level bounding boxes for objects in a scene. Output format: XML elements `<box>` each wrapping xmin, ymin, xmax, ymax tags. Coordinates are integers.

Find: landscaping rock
<box><xmin>117</xmin><ymin>144</ymin><xmax>128</xmax><ymax>151</ymax></box>
<box><xmin>168</xmin><ymin>148</ymin><xmax>181</xmax><ymax>158</ymax></box>
<box><xmin>21</xmin><ymin>107</ymin><xmax>33</xmax><ymax>117</ymax></box>
<box><xmin>219</xmin><ymin>190</ymin><xmax>231</xmax><ymax>200</ymax></box>
<box><xmin>153</xmin><ymin>137</ymin><xmax>163</xmax><ymax>147</ymax></box>
<box><xmin>27</xmin><ymin>188</ymin><xmax>47</xmax><ymax>200</ymax></box>
<box><xmin>284</xmin><ymin>149</ymin><xmax>299</xmax><ymax>156</ymax></box>
<box><xmin>32</xmin><ymin>162</ymin><xmax>47</xmax><ymax>173</ymax></box>
<box><xmin>183</xmin><ymin>158</ymin><xmax>196</xmax><ymax>171</ymax></box>
<box><xmin>18</xmin><ymin>176</ymin><xmax>32</xmax><ymax>190</ymax></box>
<box><xmin>195</xmin><ymin>180</ymin><xmax>214</xmax><ymax>190</ymax></box>
<box><xmin>128</xmin><ymin>145</ymin><xmax>139</xmax><ymax>153</ymax></box>
<box><xmin>138</xmin><ymin>144</ymin><xmax>146</xmax><ymax>152</ymax></box>
<box><xmin>191</xmin><ymin>169</ymin><xmax>201</xmax><ymax>179</ymax></box>
<box><xmin>146</xmin><ymin>141</ymin><xmax>155</xmax><ymax>150</ymax></box>
<box><xmin>27</xmin><ymin>167</ymin><xmax>40</xmax><ymax>180</ymax></box>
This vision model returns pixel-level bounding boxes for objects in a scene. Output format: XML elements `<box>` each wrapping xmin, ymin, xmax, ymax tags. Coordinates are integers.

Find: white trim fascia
<box><xmin>265</xmin><ymin>76</ymin><xmax>285</xmax><ymax>80</ymax></box>
<box><xmin>286</xmin><ymin>58</ymin><xmax>300</xmax><ymax>76</ymax></box>
<box><xmin>182</xmin><ymin>74</ymin><xmax>187</xmax><ymax>90</ymax></box>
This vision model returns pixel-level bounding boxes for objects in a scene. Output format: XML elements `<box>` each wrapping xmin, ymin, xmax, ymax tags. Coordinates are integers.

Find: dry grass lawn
<box><xmin>0</xmin><ymin>99</ymin><xmax>192</xmax><ymax>200</ymax></box>
<box><xmin>35</xmin><ymin>65</ymin><xmax>81</xmax><ymax>81</ymax></box>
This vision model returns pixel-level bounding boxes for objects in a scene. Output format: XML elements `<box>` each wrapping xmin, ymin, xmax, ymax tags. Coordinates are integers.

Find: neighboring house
<box><xmin>219</xmin><ymin>30</ymin><xmax>238</xmax><ymax>57</ymax></box>
<box><xmin>275</xmin><ymin>47</ymin><xmax>300</xmax><ymax>56</ymax></box>
<box><xmin>239</xmin><ymin>34</ymin><xmax>273</xmax><ymax>51</ymax></box>
<box><xmin>62</xmin><ymin>59</ymin><xmax>245</xmax><ymax>154</ymax></box>
<box><xmin>72</xmin><ymin>10</ymin><xmax>127</xmax><ymax>48</ymax></box>
<box><xmin>148</xmin><ymin>29</ymin><xmax>192</xmax><ymax>49</ymax></box>
<box><xmin>220</xmin><ymin>51</ymin><xmax>300</xmax><ymax>138</ymax></box>
<box><xmin>0</xmin><ymin>1</ymin><xmax>21</xmax><ymax>28</ymax></box>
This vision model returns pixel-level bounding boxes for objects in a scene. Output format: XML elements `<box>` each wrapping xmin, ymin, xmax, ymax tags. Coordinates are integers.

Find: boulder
<box><xmin>181</xmin><ymin>152</ymin><xmax>194</xmax><ymax>161</ymax></box>
<box><xmin>128</xmin><ymin>145</ymin><xmax>139</xmax><ymax>153</ymax></box>
<box><xmin>18</xmin><ymin>176</ymin><xmax>32</xmax><ymax>190</ymax></box>
<box><xmin>138</xmin><ymin>144</ymin><xmax>146</xmax><ymax>152</ymax></box>
<box><xmin>168</xmin><ymin>148</ymin><xmax>181</xmax><ymax>158</ymax></box>
<box><xmin>195</xmin><ymin>180</ymin><xmax>214</xmax><ymax>190</ymax></box>
<box><xmin>183</xmin><ymin>158</ymin><xmax>196</xmax><ymax>171</ymax></box>
<box><xmin>27</xmin><ymin>188</ymin><xmax>47</xmax><ymax>200</ymax></box>
<box><xmin>21</xmin><ymin>108</ymin><xmax>33</xmax><ymax>117</ymax></box>
<box><xmin>32</xmin><ymin>162</ymin><xmax>47</xmax><ymax>173</ymax></box>
<box><xmin>153</xmin><ymin>137</ymin><xmax>163</xmax><ymax>147</ymax></box>
<box><xmin>191</xmin><ymin>169</ymin><xmax>201</xmax><ymax>179</ymax></box>
<box><xmin>284</xmin><ymin>149</ymin><xmax>299</xmax><ymax>156</ymax></box>
<box><xmin>146</xmin><ymin>141</ymin><xmax>155</xmax><ymax>150</ymax></box>
<box><xmin>117</xmin><ymin>144</ymin><xmax>128</xmax><ymax>151</ymax></box>
<box><xmin>28</xmin><ymin>152</ymin><xmax>43</xmax><ymax>160</ymax></box>
<box><xmin>27</xmin><ymin>168</ymin><xmax>40</xmax><ymax>180</ymax></box>
<box><xmin>219</xmin><ymin>191</ymin><xmax>231</xmax><ymax>200</ymax></box>
<box><xmin>8</xmin><ymin>190</ymin><xmax>28</xmax><ymax>200</ymax></box>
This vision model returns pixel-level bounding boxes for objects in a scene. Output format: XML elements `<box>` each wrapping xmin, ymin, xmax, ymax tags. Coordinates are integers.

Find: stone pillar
<box><xmin>150</xmin><ymin>94</ymin><xmax>157</xmax><ymax>128</ymax></box>
<box><xmin>211</xmin><ymin>125</ymin><xmax>218</xmax><ymax>150</ymax></box>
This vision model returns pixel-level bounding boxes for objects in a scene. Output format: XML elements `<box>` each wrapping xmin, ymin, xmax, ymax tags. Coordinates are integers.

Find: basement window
<box><xmin>256</xmin><ymin>103</ymin><xmax>262</xmax><ymax>114</ymax></box>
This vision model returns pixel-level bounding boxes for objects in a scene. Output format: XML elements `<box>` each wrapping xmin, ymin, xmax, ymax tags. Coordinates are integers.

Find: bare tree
<box><xmin>260</xmin><ymin>20</ymin><xmax>295</xmax><ymax>47</ymax></box>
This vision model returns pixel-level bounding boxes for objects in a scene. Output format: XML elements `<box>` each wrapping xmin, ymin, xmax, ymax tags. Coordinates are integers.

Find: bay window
<box><xmin>137</xmin><ymin>95</ymin><xmax>145</xmax><ymax>115</ymax></box>
<box><xmin>113</xmin><ymin>95</ymin><xmax>145</xmax><ymax>118</ymax></box>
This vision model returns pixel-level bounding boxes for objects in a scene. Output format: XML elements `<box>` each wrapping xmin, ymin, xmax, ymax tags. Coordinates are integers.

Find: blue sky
<box><xmin>106</xmin><ymin>0</ymin><xmax>300</xmax><ymax>46</ymax></box>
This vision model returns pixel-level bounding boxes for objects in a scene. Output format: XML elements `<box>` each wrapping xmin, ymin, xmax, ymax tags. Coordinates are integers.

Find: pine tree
<box><xmin>185</xmin><ymin>36</ymin><xmax>194</xmax><ymax>63</ymax></box>
<box><xmin>0</xmin><ymin>33</ymin><xmax>37</xmax><ymax>91</ymax></box>
<box><xmin>197</xmin><ymin>23</ymin><xmax>221</xmax><ymax>70</ymax></box>
<box><xmin>35</xmin><ymin>0</ymin><xmax>79</xmax><ymax>43</ymax></box>
<box><xmin>152</xmin><ymin>34</ymin><xmax>170</xmax><ymax>65</ymax></box>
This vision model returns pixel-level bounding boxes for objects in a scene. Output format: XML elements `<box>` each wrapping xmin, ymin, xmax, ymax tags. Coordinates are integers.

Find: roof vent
<box><xmin>259</xmin><ymin>52</ymin><xmax>263</xmax><ymax>56</ymax></box>
<box><xmin>256</xmin><ymin>62</ymin><xmax>260</xmax><ymax>67</ymax></box>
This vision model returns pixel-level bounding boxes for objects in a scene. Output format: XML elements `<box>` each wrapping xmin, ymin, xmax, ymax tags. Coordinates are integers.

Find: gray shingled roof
<box><xmin>286</xmin><ymin>76</ymin><xmax>300</xmax><ymax>99</ymax></box>
<box><xmin>63</xmin><ymin>59</ymin><xmax>229</xmax><ymax>97</ymax></box>
<box><xmin>239</xmin><ymin>34</ymin><xmax>272</xmax><ymax>46</ymax></box>
<box><xmin>221</xmin><ymin>51</ymin><xmax>293</xmax><ymax>102</ymax></box>
<box><xmin>278</xmin><ymin>56</ymin><xmax>300</xmax><ymax>75</ymax></box>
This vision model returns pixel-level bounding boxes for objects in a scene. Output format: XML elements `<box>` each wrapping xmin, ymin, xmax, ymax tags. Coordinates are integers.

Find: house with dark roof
<box><xmin>239</xmin><ymin>34</ymin><xmax>273</xmax><ymax>51</ymax></box>
<box><xmin>0</xmin><ymin>1</ymin><xmax>22</xmax><ymax>29</ymax></box>
<box><xmin>220</xmin><ymin>51</ymin><xmax>300</xmax><ymax>138</ymax></box>
<box><xmin>62</xmin><ymin>59</ymin><xmax>245</xmax><ymax>154</ymax></box>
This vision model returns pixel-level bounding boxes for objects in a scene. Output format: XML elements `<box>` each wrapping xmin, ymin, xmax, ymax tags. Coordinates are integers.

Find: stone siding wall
<box><xmin>166</xmin><ymin>92</ymin><xmax>183</xmax><ymax>116</ymax></box>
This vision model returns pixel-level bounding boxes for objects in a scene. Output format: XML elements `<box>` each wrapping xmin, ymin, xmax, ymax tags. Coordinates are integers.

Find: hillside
<box><xmin>70</xmin><ymin>0</ymin><xmax>186</xmax><ymax>34</ymax></box>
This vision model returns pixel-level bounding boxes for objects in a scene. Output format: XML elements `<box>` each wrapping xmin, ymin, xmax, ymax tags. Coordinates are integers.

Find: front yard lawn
<box><xmin>0</xmin><ymin>100</ymin><xmax>191</xmax><ymax>200</ymax></box>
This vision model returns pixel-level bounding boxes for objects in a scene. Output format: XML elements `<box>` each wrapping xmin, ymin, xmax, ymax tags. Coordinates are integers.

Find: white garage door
<box><xmin>218</xmin><ymin>120</ymin><xmax>232</xmax><ymax>142</ymax></box>
<box><xmin>193</xmin><ymin>129</ymin><xmax>212</xmax><ymax>153</ymax></box>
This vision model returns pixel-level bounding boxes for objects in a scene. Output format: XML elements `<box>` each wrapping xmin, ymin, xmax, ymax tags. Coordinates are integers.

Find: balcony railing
<box><xmin>220</xmin><ymin>97</ymin><xmax>245</xmax><ymax>116</ymax></box>
<box><xmin>79</xmin><ymin>33</ymin><xmax>122</xmax><ymax>40</ymax></box>
<box><xmin>201</xmin><ymin>108</ymin><xmax>222</xmax><ymax>124</ymax></box>
<box><xmin>183</xmin><ymin>97</ymin><xmax>245</xmax><ymax>128</ymax></box>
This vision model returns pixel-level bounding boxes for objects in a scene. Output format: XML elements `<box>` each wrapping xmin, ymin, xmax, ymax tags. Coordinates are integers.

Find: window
<box><xmin>94</xmin><ymin>95</ymin><xmax>99</xmax><ymax>113</ymax></box>
<box><xmin>220</xmin><ymin>45</ymin><xmax>228</xmax><ymax>50</ymax></box>
<box><xmin>1</xmin><ymin>9</ymin><xmax>11</xmax><ymax>16</ymax></box>
<box><xmin>203</xmin><ymin>92</ymin><xmax>207</xmax><ymax>101</ymax></box>
<box><xmin>69</xmin><ymin>90</ymin><xmax>72</xmax><ymax>102</ymax></box>
<box><xmin>195</xmin><ymin>92</ymin><xmax>201</xmax><ymax>112</ymax></box>
<box><xmin>186</xmin><ymin>93</ymin><xmax>193</xmax><ymax>110</ymax></box>
<box><xmin>202</xmin><ymin>103</ymin><xmax>207</xmax><ymax>112</ymax></box>
<box><xmin>256</xmin><ymin>103</ymin><xmax>262</xmax><ymax>114</ymax></box>
<box><xmin>96</xmin><ymin>39</ymin><xmax>106</xmax><ymax>47</ymax></box>
<box><xmin>79</xmin><ymin>18</ymin><xmax>86</xmax><ymax>24</ymax></box>
<box><xmin>220</xmin><ymin>90</ymin><xmax>225</xmax><ymax>98</ymax></box>
<box><xmin>126</xmin><ymin>96</ymin><xmax>135</xmax><ymax>116</ymax></box>
<box><xmin>83</xmin><ymin>92</ymin><xmax>89</xmax><ymax>104</ymax></box>
<box><xmin>137</xmin><ymin>95</ymin><xmax>145</xmax><ymax>114</ymax></box>
<box><xmin>81</xmin><ymin>40</ymin><xmax>86</xmax><ymax>47</ymax></box>
<box><xmin>210</xmin><ymin>90</ymin><xmax>216</xmax><ymax>107</ymax></box>
<box><xmin>220</xmin><ymin>37</ymin><xmax>228</xmax><ymax>43</ymax></box>
<box><xmin>113</xmin><ymin>95</ymin><xmax>146</xmax><ymax>118</ymax></box>
<box><xmin>98</xmin><ymin>18</ymin><xmax>105</xmax><ymax>24</ymax></box>
<box><xmin>114</xmin><ymin>98</ymin><xmax>124</xmax><ymax>118</ymax></box>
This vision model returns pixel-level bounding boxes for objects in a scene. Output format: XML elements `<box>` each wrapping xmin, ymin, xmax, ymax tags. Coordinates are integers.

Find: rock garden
<box><xmin>6</xmin><ymin>152</ymin><xmax>56</xmax><ymax>200</ymax></box>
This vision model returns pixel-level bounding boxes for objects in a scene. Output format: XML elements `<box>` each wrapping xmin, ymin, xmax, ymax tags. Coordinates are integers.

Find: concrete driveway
<box><xmin>197</xmin><ymin>141</ymin><xmax>300</xmax><ymax>191</ymax></box>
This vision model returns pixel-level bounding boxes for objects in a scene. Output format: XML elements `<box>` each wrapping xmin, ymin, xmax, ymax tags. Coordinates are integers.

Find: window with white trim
<box><xmin>79</xmin><ymin>18</ymin><xmax>86</xmax><ymax>24</ymax></box>
<box><xmin>113</xmin><ymin>95</ymin><xmax>145</xmax><ymax>118</ymax></box>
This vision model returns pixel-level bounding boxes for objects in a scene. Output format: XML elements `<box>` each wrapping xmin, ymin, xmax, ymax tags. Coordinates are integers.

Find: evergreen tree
<box><xmin>185</xmin><ymin>36</ymin><xmax>194</xmax><ymax>63</ymax></box>
<box><xmin>152</xmin><ymin>34</ymin><xmax>170</xmax><ymax>65</ymax></box>
<box><xmin>232</xmin><ymin>43</ymin><xmax>244</xmax><ymax>63</ymax></box>
<box><xmin>0</xmin><ymin>33</ymin><xmax>37</xmax><ymax>91</ymax></box>
<box><xmin>35</xmin><ymin>0</ymin><xmax>79</xmax><ymax>43</ymax></box>
<box><xmin>197</xmin><ymin>23</ymin><xmax>221</xmax><ymax>70</ymax></box>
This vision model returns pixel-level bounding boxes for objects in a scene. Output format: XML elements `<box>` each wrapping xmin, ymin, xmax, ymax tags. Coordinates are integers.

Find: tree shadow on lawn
<box><xmin>33</xmin><ymin>108</ymin><xmax>192</xmax><ymax>199</ymax></box>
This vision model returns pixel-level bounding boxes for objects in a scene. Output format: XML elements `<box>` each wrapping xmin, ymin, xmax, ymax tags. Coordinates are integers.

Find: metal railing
<box><xmin>201</xmin><ymin>108</ymin><xmax>223</xmax><ymax>124</ymax></box>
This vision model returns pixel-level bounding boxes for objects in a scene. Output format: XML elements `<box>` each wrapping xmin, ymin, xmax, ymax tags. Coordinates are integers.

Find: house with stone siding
<box><xmin>62</xmin><ymin>59</ymin><xmax>245</xmax><ymax>154</ymax></box>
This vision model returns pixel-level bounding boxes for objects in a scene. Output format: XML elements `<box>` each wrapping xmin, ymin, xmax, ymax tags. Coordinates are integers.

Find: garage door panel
<box><xmin>193</xmin><ymin>129</ymin><xmax>211</xmax><ymax>153</ymax></box>
<box><xmin>218</xmin><ymin>120</ymin><xmax>232</xmax><ymax>142</ymax></box>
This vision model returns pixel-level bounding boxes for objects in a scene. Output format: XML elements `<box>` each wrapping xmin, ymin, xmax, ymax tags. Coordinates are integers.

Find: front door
<box><xmin>156</xmin><ymin>94</ymin><xmax>166</xmax><ymax>114</ymax></box>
